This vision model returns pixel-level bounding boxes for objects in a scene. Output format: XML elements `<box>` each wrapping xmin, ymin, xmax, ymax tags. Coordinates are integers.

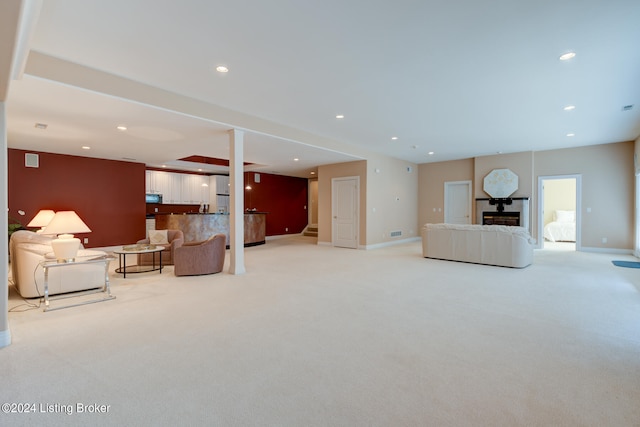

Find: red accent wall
<box><xmin>8</xmin><ymin>149</ymin><xmax>146</xmax><ymax>248</ymax></box>
<box><xmin>7</xmin><ymin>149</ymin><xmax>308</xmax><ymax>246</ymax></box>
<box><xmin>244</xmin><ymin>172</ymin><xmax>308</xmax><ymax>236</ymax></box>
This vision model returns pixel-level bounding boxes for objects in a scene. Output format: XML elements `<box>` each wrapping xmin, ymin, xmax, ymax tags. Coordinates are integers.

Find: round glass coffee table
<box><xmin>113</xmin><ymin>244</ymin><xmax>164</xmax><ymax>278</ymax></box>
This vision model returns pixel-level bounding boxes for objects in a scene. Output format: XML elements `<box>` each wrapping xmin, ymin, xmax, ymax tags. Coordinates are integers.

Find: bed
<box><xmin>543</xmin><ymin>210</ymin><xmax>576</xmax><ymax>242</ymax></box>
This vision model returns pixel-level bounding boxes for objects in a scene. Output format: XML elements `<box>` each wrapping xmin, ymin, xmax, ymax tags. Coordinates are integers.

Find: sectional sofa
<box><xmin>422</xmin><ymin>223</ymin><xmax>535</xmax><ymax>268</ymax></box>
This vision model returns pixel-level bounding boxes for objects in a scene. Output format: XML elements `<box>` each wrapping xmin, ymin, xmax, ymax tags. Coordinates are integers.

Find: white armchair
<box><xmin>9</xmin><ymin>230</ymin><xmax>109</xmax><ymax>298</ymax></box>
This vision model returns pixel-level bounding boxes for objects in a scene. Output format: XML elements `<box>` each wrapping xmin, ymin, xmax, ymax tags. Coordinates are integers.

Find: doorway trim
<box><xmin>537</xmin><ymin>174</ymin><xmax>582</xmax><ymax>250</ymax></box>
<box><xmin>444</xmin><ymin>180</ymin><xmax>472</xmax><ymax>224</ymax></box>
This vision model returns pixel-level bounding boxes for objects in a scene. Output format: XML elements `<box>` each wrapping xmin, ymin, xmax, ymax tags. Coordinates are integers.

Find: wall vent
<box><xmin>622</xmin><ymin>104</ymin><xmax>634</xmax><ymax>111</ymax></box>
<box><xmin>390</xmin><ymin>230</ymin><xmax>402</xmax><ymax>237</ymax></box>
<box><xmin>25</xmin><ymin>153</ymin><xmax>39</xmax><ymax>168</ymax></box>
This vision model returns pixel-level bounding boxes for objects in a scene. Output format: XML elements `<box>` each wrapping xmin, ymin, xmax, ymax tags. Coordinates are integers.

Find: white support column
<box><xmin>1</xmin><ymin>102</ymin><xmax>12</xmax><ymax>347</ymax></box>
<box><xmin>228</xmin><ymin>128</ymin><xmax>246</xmax><ymax>274</ymax></box>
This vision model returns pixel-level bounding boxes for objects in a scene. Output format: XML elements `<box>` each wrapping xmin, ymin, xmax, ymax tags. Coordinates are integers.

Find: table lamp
<box><xmin>42</xmin><ymin>211</ymin><xmax>91</xmax><ymax>262</ymax></box>
<box><xmin>27</xmin><ymin>209</ymin><xmax>56</xmax><ymax>233</ymax></box>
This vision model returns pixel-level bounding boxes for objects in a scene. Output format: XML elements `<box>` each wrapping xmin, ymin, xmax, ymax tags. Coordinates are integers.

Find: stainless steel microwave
<box><xmin>145</xmin><ymin>193</ymin><xmax>163</xmax><ymax>204</ymax></box>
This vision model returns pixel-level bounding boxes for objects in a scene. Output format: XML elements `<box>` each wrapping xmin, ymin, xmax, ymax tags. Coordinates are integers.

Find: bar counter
<box><xmin>154</xmin><ymin>213</ymin><xmax>267</xmax><ymax>247</ymax></box>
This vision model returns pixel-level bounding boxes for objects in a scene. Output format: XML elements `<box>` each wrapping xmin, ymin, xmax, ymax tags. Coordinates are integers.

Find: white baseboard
<box><xmin>580</xmin><ymin>247</ymin><xmax>634</xmax><ymax>255</ymax></box>
<box><xmin>266</xmin><ymin>233</ymin><xmax>303</xmax><ymax>241</ymax></box>
<box><xmin>0</xmin><ymin>328</ymin><xmax>12</xmax><ymax>348</ymax></box>
<box><xmin>364</xmin><ymin>237</ymin><xmax>421</xmax><ymax>250</ymax></box>
<box><xmin>317</xmin><ymin>237</ymin><xmax>420</xmax><ymax>250</ymax></box>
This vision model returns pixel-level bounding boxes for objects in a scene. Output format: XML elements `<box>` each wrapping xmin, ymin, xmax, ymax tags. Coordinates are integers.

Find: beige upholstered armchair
<box><xmin>137</xmin><ymin>229</ymin><xmax>184</xmax><ymax>266</ymax></box>
<box><xmin>174</xmin><ymin>234</ymin><xmax>226</xmax><ymax>276</ymax></box>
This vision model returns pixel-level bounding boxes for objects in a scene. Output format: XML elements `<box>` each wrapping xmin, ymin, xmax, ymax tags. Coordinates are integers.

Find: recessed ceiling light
<box><xmin>428</xmin><ymin>151</ymin><xmax>434</xmax><ymax>155</ymax></box>
<box><xmin>293</xmin><ymin>158</ymin><xmax>299</xmax><ymax>162</ymax></box>
<box><xmin>335</xmin><ymin>114</ymin><xmax>344</xmax><ymax>119</ymax></box>
<box><xmin>391</xmin><ymin>136</ymin><xmax>398</xmax><ymax>140</ymax></box>
<box><xmin>216</xmin><ymin>65</ymin><xmax>229</xmax><ymax>73</ymax></box>
<box><xmin>563</xmin><ymin>105</ymin><xmax>576</xmax><ymax>111</ymax></box>
<box><xmin>116</xmin><ymin>125</ymin><xmax>127</xmax><ymax>131</ymax></box>
<box><xmin>82</xmin><ymin>146</ymin><xmax>90</xmax><ymax>150</ymax></box>
<box><xmin>559</xmin><ymin>52</ymin><xmax>576</xmax><ymax>61</ymax></box>
<box><xmin>310</xmin><ymin>171</ymin><xmax>316</xmax><ymax>175</ymax></box>
<box><xmin>34</xmin><ymin>123</ymin><xmax>47</xmax><ymax>129</ymax></box>
<box><xmin>161</xmin><ymin>165</ymin><xmax>167</xmax><ymax>168</ymax></box>
<box><xmin>566</xmin><ymin>133</ymin><xmax>575</xmax><ymax>137</ymax></box>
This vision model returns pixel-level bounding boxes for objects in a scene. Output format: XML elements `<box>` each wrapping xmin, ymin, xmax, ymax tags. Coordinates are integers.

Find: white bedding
<box><xmin>544</xmin><ymin>210</ymin><xmax>576</xmax><ymax>242</ymax></box>
<box><xmin>544</xmin><ymin>221</ymin><xmax>576</xmax><ymax>242</ymax></box>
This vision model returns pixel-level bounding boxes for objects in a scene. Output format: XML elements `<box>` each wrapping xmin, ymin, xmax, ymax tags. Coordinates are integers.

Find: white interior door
<box><xmin>444</xmin><ymin>181</ymin><xmax>472</xmax><ymax>224</ymax></box>
<box><xmin>332</xmin><ymin>177</ymin><xmax>359</xmax><ymax>249</ymax></box>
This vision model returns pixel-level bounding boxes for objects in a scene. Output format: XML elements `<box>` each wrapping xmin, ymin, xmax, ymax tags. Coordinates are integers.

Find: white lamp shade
<box><xmin>27</xmin><ymin>209</ymin><xmax>56</xmax><ymax>228</ymax></box>
<box><xmin>42</xmin><ymin>211</ymin><xmax>91</xmax><ymax>261</ymax></box>
<box><xmin>42</xmin><ymin>211</ymin><xmax>91</xmax><ymax>236</ymax></box>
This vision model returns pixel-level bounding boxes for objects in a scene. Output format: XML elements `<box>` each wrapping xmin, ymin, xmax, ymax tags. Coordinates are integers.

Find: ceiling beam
<box><xmin>24</xmin><ymin>52</ymin><xmax>372</xmax><ymax>162</ymax></box>
<box><xmin>0</xmin><ymin>0</ymin><xmax>23</xmax><ymax>101</ymax></box>
<box><xmin>0</xmin><ymin>0</ymin><xmax>41</xmax><ymax>101</ymax></box>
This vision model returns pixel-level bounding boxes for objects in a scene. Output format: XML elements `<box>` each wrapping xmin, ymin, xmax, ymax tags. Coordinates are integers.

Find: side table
<box><xmin>40</xmin><ymin>255</ymin><xmax>116</xmax><ymax>312</ymax></box>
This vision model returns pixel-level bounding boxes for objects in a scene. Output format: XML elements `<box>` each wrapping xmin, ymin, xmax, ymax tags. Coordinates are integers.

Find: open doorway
<box><xmin>308</xmin><ymin>179</ymin><xmax>318</xmax><ymax>226</ymax></box>
<box><xmin>538</xmin><ymin>175</ymin><xmax>581</xmax><ymax>251</ymax></box>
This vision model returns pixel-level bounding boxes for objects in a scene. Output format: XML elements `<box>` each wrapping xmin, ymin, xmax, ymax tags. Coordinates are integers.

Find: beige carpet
<box><xmin>2</xmin><ymin>236</ymin><xmax>640</xmax><ymax>426</ymax></box>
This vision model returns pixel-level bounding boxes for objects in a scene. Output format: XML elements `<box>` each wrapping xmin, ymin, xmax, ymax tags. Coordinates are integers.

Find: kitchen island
<box><xmin>154</xmin><ymin>212</ymin><xmax>266</xmax><ymax>247</ymax></box>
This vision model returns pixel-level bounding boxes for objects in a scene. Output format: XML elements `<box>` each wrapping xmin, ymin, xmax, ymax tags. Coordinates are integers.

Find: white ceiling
<box><xmin>5</xmin><ymin>0</ymin><xmax>640</xmax><ymax>177</ymax></box>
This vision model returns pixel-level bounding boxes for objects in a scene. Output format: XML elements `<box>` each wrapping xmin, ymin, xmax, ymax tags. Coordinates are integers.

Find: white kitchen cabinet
<box><xmin>145</xmin><ymin>170</ymin><xmax>152</xmax><ymax>193</ymax></box>
<box><xmin>208</xmin><ymin>175</ymin><xmax>230</xmax><ymax>212</ymax></box>
<box><xmin>152</xmin><ymin>171</ymin><xmax>172</xmax><ymax>200</ymax></box>
<box><xmin>181</xmin><ymin>174</ymin><xmax>209</xmax><ymax>204</ymax></box>
<box><xmin>147</xmin><ymin>170</ymin><xmax>214</xmax><ymax>205</ymax></box>
<box><xmin>217</xmin><ymin>175</ymin><xmax>230</xmax><ymax>194</ymax></box>
<box><xmin>198</xmin><ymin>176</ymin><xmax>210</xmax><ymax>204</ymax></box>
<box><xmin>167</xmin><ymin>173</ymin><xmax>182</xmax><ymax>204</ymax></box>
<box><xmin>180</xmin><ymin>174</ymin><xmax>195</xmax><ymax>204</ymax></box>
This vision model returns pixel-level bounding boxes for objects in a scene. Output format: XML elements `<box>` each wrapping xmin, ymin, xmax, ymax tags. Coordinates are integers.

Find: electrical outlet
<box><xmin>83</xmin><ymin>238</ymin><xmax>89</xmax><ymax>244</ymax></box>
<box><xmin>602</xmin><ymin>237</ymin><xmax>607</xmax><ymax>244</ymax></box>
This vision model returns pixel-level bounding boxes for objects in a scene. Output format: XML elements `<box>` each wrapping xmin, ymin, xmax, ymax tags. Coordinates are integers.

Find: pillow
<box><xmin>555</xmin><ymin>210</ymin><xmax>575</xmax><ymax>223</ymax></box>
<box><xmin>148</xmin><ymin>229</ymin><xmax>169</xmax><ymax>245</ymax></box>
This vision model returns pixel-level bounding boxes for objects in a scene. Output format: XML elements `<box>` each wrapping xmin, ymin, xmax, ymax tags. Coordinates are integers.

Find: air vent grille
<box><xmin>622</xmin><ymin>104</ymin><xmax>634</xmax><ymax>111</ymax></box>
<box><xmin>390</xmin><ymin>230</ymin><xmax>402</xmax><ymax>237</ymax></box>
<box><xmin>25</xmin><ymin>153</ymin><xmax>39</xmax><ymax>168</ymax></box>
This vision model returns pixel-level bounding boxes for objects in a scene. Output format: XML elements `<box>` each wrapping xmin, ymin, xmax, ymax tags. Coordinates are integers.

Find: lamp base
<box><xmin>51</xmin><ymin>236</ymin><xmax>81</xmax><ymax>262</ymax></box>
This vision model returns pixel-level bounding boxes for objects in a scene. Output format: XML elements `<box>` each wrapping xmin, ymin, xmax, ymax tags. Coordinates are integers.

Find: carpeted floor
<box><xmin>2</xmin><ymin>236</ymin><xmax>640</xmax><ymax>426</ymax></box>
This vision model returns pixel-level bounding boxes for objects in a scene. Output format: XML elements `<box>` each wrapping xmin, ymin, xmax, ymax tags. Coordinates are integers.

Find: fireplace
<box><xmin>482</xmin><ymin>211</ymin><xmax>520</xmax><ymax>226</ymax></box>
<box><xmin>476</xmin><ymin>197</ymin><xmax>530</xmax><ymax>230</ymax></box>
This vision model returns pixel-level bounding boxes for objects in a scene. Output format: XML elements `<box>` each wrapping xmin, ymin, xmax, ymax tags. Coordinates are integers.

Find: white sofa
<box><xmin>9</xmin><ymin>230</ymin><xmax>109</xmax><ymax>298</ymax></box>
<box><xmin>422</xmin><ymin>223</ymin><xmax>534</xmax><ymax>268</ymax></box>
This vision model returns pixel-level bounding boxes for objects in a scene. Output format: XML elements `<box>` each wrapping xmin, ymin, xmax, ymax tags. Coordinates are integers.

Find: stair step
<box><xmin>303</xmin><ymin>225</ymin><xmax>318</xmax><ymax>237</ymax></box>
